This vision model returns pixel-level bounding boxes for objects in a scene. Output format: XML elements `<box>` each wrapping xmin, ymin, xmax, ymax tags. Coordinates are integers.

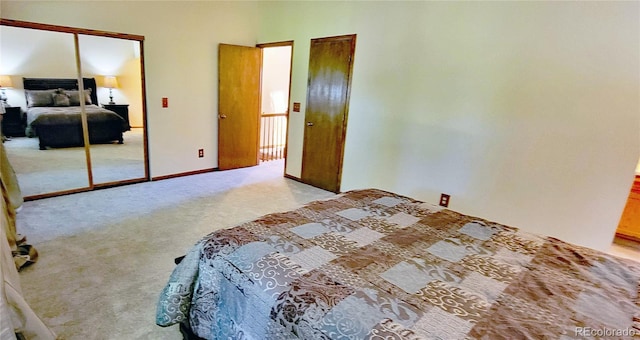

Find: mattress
<box><xmin>157</xmin><ymin>188</ymin><xmax>640</xmax><ymax>339</ymax></box>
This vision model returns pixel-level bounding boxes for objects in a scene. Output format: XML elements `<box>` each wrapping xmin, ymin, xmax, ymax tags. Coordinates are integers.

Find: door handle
<box><xmin>219</xmin><ymin>114</ymin><xmax>227</xmax><ymax>119</ymax></box>
<box><xmin>306</xmin><ymin>122</ymin><xmax>314</xmax><ymax>126</ymax></box>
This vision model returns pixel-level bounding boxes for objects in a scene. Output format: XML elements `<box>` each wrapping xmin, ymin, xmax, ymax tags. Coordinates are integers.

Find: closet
<box><xmin>0</xmin><ymin>19</ymin><xmax>148</xmax><ymax>200</ymax></box>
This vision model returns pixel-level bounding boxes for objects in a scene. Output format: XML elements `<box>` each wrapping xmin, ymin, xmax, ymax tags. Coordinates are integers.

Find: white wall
<box><xmin>2</xmin><ymin>1</ymin><xmax>638</xmax><ymax>250</ymax></box>
<box><xmin>258</xmin><ymin>1</ymin><xmax>640</xmax><ymax>250</ymax></box>
<box><xmin>1</xmin><ymin>0</ymin><xmax>259</xmax><ymax>177</ymax></box>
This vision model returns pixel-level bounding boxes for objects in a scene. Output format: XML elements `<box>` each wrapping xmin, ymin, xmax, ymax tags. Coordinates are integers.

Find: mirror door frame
<box><xmin>0</xmin><ymin>18</ymin><xmax>150</xmax><ymax>200</ymax></box>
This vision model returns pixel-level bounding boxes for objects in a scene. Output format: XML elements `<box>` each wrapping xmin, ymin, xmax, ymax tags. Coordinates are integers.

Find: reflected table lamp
<box><xmin>0</xmin><ymin>75</ymin><xmax>13</xmax><ymax>107</ymax></box>
<box><xmin>104</xmin><ymin>76</ymin><xmax>118</xmax><ymax>104</ymax></box>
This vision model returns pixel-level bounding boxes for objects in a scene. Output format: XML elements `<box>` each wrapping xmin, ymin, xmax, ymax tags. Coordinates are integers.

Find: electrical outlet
<box><xmin>198</xmin><ymin>149</ymin><xmax>204</xmax><ymax>158</ymax></box>
<box><xmin>439</xmin><ymin>193</ymin><xmax>450</xmax><ymax>208</ymax></box>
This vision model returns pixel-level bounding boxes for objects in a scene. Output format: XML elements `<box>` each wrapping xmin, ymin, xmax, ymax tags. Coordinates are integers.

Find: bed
<box><xmin>22</xmin><ymin>77</ymin><xmax>128</xmax><ymax>150</ymax></box>
<box><xmin>157</xmin><ymin>188</ymin><xmax>640</xmax><ymax>339</ymax></box>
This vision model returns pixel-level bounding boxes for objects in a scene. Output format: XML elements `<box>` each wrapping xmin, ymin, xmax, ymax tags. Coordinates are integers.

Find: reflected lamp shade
<box><xmin>0</xmin><ymin>75</ymin><xmax>13</xmax><ymax>88</ymax></box>
<box><xmin>104</xmin><ymin>76</ymin><xmax>118</xmax><ymax>104</ymax></box>
<box><xmin>0</xmin><ymin>75</ymin><xmax>12</xmax><ymax>106</ymax></box>
<box><xmin>104</xmin><ymin>76</ymin><xmax>118</xmax><ymax>89</ymax></box>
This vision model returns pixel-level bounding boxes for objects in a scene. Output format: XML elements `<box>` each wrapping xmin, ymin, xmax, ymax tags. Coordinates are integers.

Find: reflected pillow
<box><xmin>66</xmin><ymin>88</ymin><xmax>92</xmax><ymax>106</ymax></box>
<box><xmin>25</xmin><ymin>89</ymin><xmax>56</xmax><ymax>107</ymax></box>
<box><xmin>52</xmin><ymin>92</ymin><xmax>70</xmax><ymax>107</ymax></box>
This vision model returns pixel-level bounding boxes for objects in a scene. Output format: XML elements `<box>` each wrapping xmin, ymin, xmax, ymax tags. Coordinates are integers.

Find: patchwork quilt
<box><xmin>157</xmin><ymin>189</ymin><xmax>640</xmax><ymax>339</ymax></box>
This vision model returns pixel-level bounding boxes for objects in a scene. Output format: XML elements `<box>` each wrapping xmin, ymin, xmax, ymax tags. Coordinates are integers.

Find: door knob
<box><xmin>219</xmin><ymin>114</ymin><xmax>227</xmax><ymax>119</ymax></box>
<box><xmin>306</xmin><ymin>122</ymin><xmax>314</xmax><ymax>126</ymax></box>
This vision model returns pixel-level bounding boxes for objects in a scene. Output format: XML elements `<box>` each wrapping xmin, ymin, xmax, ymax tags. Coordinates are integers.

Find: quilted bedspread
<box><xmin>157</xmin><ymin>189</ymin><xmax>640</xmax><ymax>339</ymax></box>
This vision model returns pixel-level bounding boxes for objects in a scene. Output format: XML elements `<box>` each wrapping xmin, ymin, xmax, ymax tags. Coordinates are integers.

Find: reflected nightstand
<box><xmin>102</xmin><ymin>104</ymin><xmax>130</xmax><ymax>130</ymax></box>
<box><xmin>1</xmin><ymin>106</ymin><xmax>26</xmax><ymax>137</ymax></box>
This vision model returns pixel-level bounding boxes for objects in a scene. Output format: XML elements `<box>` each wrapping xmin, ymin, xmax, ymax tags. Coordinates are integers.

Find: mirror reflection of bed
<box><xmin>0</xmin><ymin>23</ymin><xmax>147</xmax><ymax>198</ymax></box>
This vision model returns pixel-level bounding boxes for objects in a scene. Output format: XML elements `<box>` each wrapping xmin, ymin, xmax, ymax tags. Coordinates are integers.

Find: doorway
<box><xmin>258</xmin><ymin>42</ymin><xmax>292</xmax><ymax>164</ymax></box>
<box><xmin>216</xmin><ymin>42</ymin><xmax>292</xmax><ymax>171</ymax></box>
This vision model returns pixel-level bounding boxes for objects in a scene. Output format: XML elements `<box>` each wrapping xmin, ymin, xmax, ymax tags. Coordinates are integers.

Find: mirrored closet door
<box><xmin>78</xmin><ymin>35</ymin><xmax>147</xmax><ymax>186</ymax></box>
<box><xmin>0</xmin><ymin>19</ymin><xmax>148</xmax><ymax>199</ymax></box>
<box><xmin>0</xmin><ymin>25</ymin><xmax>90</xmax><ymax>197</ymax></box>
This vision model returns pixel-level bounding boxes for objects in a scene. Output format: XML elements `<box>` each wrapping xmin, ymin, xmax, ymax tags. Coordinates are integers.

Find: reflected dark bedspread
<box><xmin>26</xmin><ymin>104</ymin><xmax>127</xmax><ymax>148</ymax></box>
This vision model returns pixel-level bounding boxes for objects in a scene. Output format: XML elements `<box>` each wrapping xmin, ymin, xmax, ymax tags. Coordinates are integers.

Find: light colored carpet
<box><xmin>15</xmin><ymin>159</ymin><xmax>334</xmax><ymax>339</ymax></box>
<box><xmin>4</xmin><ymin>128</ymin><xmax>146</xmax><ymax>197</ymax></box>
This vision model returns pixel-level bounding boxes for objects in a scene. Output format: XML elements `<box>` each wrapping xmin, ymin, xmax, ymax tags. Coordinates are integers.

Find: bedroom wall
<box><xmin>2</xmin><ymin>1</ymin><xmax>638</xmax><ymax>251</ymax></box>
<box><xmin>1</xmin><ymin>0</ymin><xmax>259</xmax><ymax>177</ymax></box>
<box><xmin>257</xmin><ymin>1</ymin><xmax>640</xmax><ymax>250</ymax></box>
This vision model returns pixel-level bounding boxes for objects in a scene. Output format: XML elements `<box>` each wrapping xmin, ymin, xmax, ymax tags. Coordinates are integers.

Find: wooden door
<box><xmin>218</xmin><ymin>43</ymin><xmax>262</xmax><ymax>170</ymax></box>
<box><xmin>617</xmin><ymin>176</ymin><xmax>640</xmax><ymax>241</ymax></box>
<box><xmin>301</xmin><ymin>35</ymin><xmax>356</xmax><ymax>192</ymax></box>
